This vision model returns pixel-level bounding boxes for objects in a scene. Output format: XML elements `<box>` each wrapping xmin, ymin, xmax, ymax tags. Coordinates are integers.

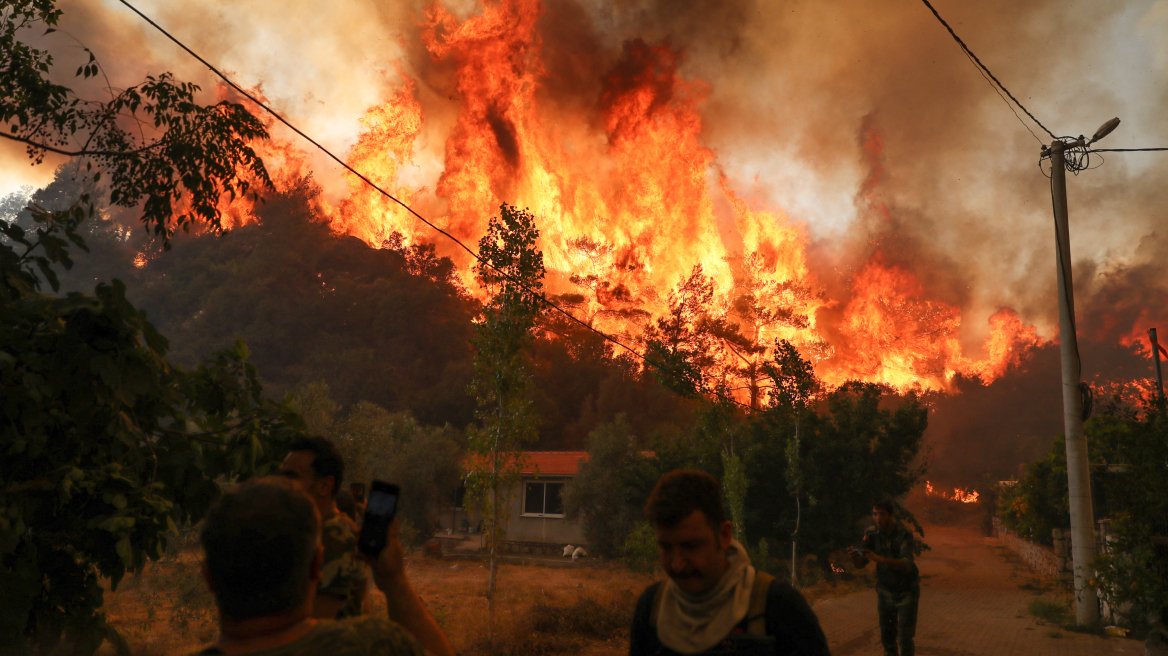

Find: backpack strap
<box><xmin>649</xmin><ymin>581</ymin><xmax>666</xmax><ymax>627</ymax></box>
<box><xmin>743</xmin><ymin>571</ymin><xmax>774</xmax><ymax>636</ymax></box>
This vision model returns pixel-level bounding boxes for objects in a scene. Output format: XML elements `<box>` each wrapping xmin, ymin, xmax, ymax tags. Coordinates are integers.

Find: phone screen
<box><xmin>358</xmin><ymin>481</ymin><xmax>400</xmax><ymax>557</ymax></box>
<box><xmin>367</xmin><ymin>489</ymin><xmax>397</xmax><ymax>516</ymax></box>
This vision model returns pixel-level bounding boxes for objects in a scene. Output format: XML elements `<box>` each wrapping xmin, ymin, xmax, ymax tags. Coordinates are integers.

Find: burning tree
<box><xmin>463</xmin><ymin>203</ymin><xmax>545</xmax><ymax>637</ymax></box>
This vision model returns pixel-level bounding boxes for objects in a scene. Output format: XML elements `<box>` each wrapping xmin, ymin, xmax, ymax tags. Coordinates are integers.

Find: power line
<box><xmin>918</xmin><ymin>0</ymin><xmax>1058</xmax><ymax>142</ymax></box>
<box><xmin>1089</xmin><ymin>147</ymin><xmax>1168</xmax><ymax>153</ymax></box>
<box><xmin>115</xmin><ymin>0</ymin><xmax>753</xmax><ymax>410</ymax></box>
<box><xmin>959</xmin><ymin>48</ymin><xmax>1042</xmax><ymax>145</ymax></box>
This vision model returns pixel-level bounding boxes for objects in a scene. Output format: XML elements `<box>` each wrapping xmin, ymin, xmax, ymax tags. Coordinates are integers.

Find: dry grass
<box><xmin>95</xmin><ymin>551</ymin><xmax>867</xmax><ymax>656</ymax></box>
<box><xmin>96</xmin><ymin>551</ymin><xmax>217</xmax><ymax>656</ymax></box>
<box><xmin>384</xmin><ymin>558</ymin><xmax>654</xmax><ymax>656</ymax></box>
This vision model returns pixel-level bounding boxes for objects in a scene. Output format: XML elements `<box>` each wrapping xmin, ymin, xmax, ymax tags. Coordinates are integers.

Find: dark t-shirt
<box><xmin>193</xmin><ymin>616</ymin><xmax>424</xmax><ymax>656</ymax></box>
<box><xmin>861</xmin><ymin>523</ymin><xmax>920</xmax><ymax>594</ymax></box>
<box><xmin>628</xmin><ymin>580</ymin><xmax>831</xmax><ymax>656</ymax></box>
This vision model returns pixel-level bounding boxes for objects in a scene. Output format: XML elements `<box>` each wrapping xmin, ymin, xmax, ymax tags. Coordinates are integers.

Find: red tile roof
<box><xmin>522</xmin><ymin>451</ymin><xmax>588</xmax><ymax>476</ymax></box>
<box><xmin>462</xmin><ymin>451</ymin><xmax>589</xmax><ymax>477</ymax></box>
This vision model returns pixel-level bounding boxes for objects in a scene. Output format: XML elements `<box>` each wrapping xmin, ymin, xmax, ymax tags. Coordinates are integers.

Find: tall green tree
<box><xmin>762</xmin><ymin>340</ymin><xmax>818</xmax><ymax>583</ymax></box>
<box><xmin>1</xmin><ymin>2</ymin><xmax>306</xmax><ymax>652</ymax></box>
<box><xmin>463</xmin><ymin>204</ymin><xmax>545</xmax><ymax>637</ymax></box>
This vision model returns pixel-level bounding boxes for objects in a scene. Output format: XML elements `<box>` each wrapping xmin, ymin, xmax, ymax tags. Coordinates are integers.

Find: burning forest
<box><xmin>231</xmin><ymin>0</ymin><xmax>1055</xmax><ymax>398</ymax></box>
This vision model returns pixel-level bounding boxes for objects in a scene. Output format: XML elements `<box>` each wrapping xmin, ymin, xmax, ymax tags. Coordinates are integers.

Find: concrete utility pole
<box><xmin>1046</xmin><ymin>138</ymin><xmax>1099</xmax><ymax>625</ymax></box>
<box><xmin>1150</xmin><ymin>328</ymin><xmax>1165</xmax><ymax>403</ymax></box>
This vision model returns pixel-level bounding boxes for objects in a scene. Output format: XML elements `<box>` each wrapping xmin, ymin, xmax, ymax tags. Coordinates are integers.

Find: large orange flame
<box><xmin>231</xmin><ymin>0</ymin><xmax>1047</xmax><ymax>397</ymax></box>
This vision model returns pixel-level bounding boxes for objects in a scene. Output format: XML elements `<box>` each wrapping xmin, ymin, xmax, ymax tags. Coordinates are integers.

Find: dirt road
<box><xmin>812</xmin><ymin>525</ymin><xmax>1141</xmax><ymax>656</ymax></box>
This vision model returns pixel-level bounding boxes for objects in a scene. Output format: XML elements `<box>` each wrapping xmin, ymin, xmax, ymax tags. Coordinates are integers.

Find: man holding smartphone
<box><xmin>279</xmin><ymin>437</ymin><xmax>369</xmax><ymax>619</ymax></box>
<box><xmin>194</xmin><ymin>477</ymin><xmax>453</xmax><ymax>656</ymax></box>
<box><xmin>849</xmin><ymin>500</ymin><xmax>920</xmax><ymax>656</ymax></box>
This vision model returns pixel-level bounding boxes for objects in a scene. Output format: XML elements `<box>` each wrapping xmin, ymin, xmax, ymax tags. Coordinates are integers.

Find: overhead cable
<box><xmin>918</xmin><ymin>0</ymin><xmax>1058</xmax><ymax>142</ymax></box>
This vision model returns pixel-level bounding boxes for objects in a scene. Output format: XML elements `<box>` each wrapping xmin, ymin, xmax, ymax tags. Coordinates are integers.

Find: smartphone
<box><xmin>357</xmin><ymin>480</ymin><xmax>400</xmax><ymax>557</ymax></box>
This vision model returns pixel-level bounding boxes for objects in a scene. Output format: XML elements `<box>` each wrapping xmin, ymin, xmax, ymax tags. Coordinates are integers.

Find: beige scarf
<box><xmin>656</xmin><ymin>540</ymin><xmax>756</xmax><ymax>654</ymax></box>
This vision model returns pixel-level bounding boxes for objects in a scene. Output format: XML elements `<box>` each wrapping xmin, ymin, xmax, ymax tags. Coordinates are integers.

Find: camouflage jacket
<box><xmin>194</xmin><ymin>616</ymin><xmax>424</xmax><ymax>656</ymax></box>
<box><xmin>320</xmin><ymin>511</ymin><xmax>370</xmax><ymax>618</ymax></box>
<box><xmin>860</xmin><ymin>523</ymin><xmax>920</xmax><ymax>594</ymax></box>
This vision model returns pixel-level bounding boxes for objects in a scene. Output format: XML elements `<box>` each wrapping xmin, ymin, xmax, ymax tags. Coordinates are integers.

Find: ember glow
<box><xmin>235</xmin><ymin>0</ymin><xmax>1057</xmax><ymax>398</ymax></box>
<box><xmin>925</xmin><ymin>481</ymin><xmax>980</xmax><ymax>504</ymax></box>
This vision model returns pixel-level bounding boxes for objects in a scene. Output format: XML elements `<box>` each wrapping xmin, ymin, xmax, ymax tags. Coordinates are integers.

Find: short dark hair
<box><xmin>290</xmin><ymin>436</ymin><xmax>344</xmax><ymax>497</ymax></box>
<box><xmin>873</xmin><ymin>499</ymin><xmax>896</xmax><ymax>515</ymax></box>
<box><xmin>645</xmin><ymin>470</ymin><xmax>727</xmax><ymax>529</ymax></box>
<box><xmin>200</xmin><ymin>478</ymin><xmax>321</xmax><ymax>621</ymax></box>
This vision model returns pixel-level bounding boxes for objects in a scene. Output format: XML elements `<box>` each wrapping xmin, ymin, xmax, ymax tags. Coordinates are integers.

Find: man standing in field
<box><xmin>850</xmin><ymin>499</ymin><xmax>920</xmax><ymax>656</ymax></box>
<box><xmin>628</xmin><ymin>470</ymin><xmax>830</xmax><ymax>656</ymax></box>
<box><xmin>280</xmin><ymin>436</ymin><xmax>369</xmax><ymax>619</ymax></box>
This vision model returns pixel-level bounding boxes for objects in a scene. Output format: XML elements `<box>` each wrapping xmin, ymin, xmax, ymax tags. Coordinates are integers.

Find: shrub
<box><xmin>622</xmin><ymin>521</ymin><xmax>659</xmax><ymax>573</ymax></box>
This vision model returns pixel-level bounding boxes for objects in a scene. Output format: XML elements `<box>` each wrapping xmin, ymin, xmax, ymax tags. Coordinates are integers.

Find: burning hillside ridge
<box><xmin>215</xmin><ymin>0</ymin><xmax>1048</xmax><ymax>399</ymax></box>
<box><xmin>198</xmin><ymin>0</ymin><xmax>1168</xmax><ymax>405</ymax></box>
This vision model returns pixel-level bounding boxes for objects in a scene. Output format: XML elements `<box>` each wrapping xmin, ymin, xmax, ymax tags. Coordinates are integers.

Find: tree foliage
<box><xmin>562</xmin><ymin>415</ymin><xmax>658</xmax><ymax>558</ymax></box>
<box><xmin>463</xmin><ymin>204</ymin><xmax>545</xmax><ymax>622</ymax></box>
<box><xmin>1</xmin><ymin>2</ymin><xmax>308</xmax><ymax>651</ymax></box>
<box><xmin>1</xmin><ymin>208</ymin><xmax>305</xmax><ymax>653</ymax></box>
<box><xmin>999</xmin><ymin>401</ymin><xmax>1168</xmax><ymax>630</ymax></box>
<box><xmin>292</xmin><ymin>383</ymin><xmax>464</xmax><ymax>546</ymax></box>
<box><xmin>2</xmin><ymin>0</ymin><xmax>270</xmax><ymax>243</ymax></box>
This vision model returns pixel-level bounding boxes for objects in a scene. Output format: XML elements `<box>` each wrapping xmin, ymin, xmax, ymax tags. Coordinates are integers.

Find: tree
<box><xmin>562</xmin><ymin>415</ymin><xmax>658</xmax><ymax>557</ymax></box>
<box><xmin>2</xmin><ymin>2</ymin><xmax>306</xmax><ymax>652</ymax></box>
<box><xmin>463</xmin><ymin>204</ymin><xmax>545</xmax><ymax>637</ymax></box>
<box><xmin>336</xmin><ymin>403</ymin><xmax>463</xmax><ymax>546</ymax></box>
<box><xmin>749</xmin><ymin>381</ymin><xmax>928</xmax><ymax>576</ymax></box>
<box><xmin>644</xmin><ymin>265</ymin><xmax>725</xmax><ymax>398</ymax></box>
<box><xmin>1</xmin><ymin>1</ymin><xmax>269</xmax><ymax>243</ymax></box>
<box><xmin>760</xmin><ymin>340</ymin><xmax>818</xmax><ymax>583</ymax></box>
<box><xmin>1000</xmin><ymin>400</ymin><xmax>1168</xmax><ymax>631</ymax></box>
<box><xmin>722</xmin><ymin>253</ymin><xmax>822</xmax><ymax>409</ymax></box>
<box><xmin>1</xmin><ymin>209</ymin><xmax>305</xmax><ymax>654</ymax></box>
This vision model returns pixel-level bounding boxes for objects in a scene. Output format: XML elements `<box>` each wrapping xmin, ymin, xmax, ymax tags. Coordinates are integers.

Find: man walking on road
<box><xmin>850</xmin><ymin>499</ymin><xmax>920</xmax><ymax>656</ymax></box>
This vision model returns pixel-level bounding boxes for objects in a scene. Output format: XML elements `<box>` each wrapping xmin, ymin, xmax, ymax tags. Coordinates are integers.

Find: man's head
<box><xmin>279</xmin><ymin>437</ymin><xmax>345</xmax><ymax>505</ymax></box>
<box><xmin>200</xmin><ymin>477</ymin><xmax>323</xmax><ymax>621</ymax></box>
<box><xmin>873</xmin><ymin>499</ymin><xmax>896</xmax><ymax>533</ymax></box>
<box><xmin>645</xmin><ymin>470</ymin><xmax>733</xmax><ymax>596</ymax></box>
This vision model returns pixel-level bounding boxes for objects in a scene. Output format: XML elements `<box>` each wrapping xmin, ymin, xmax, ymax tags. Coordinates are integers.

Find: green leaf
<box><xmin>115</xmin><ymin>536</ymin><xmax>132</xmax><ymax>568</ymax></box>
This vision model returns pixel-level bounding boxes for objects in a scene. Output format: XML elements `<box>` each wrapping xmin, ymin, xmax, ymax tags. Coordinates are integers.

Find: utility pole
<box><xmin>1045</xmin><ymin>138</ymin><xmax>1099</xmax><ymax>625</ymax></box>
<box><xmin>1150</xmin><ymin>328</ymin><xmax>1165</xmax><ymax>403</ymax></box>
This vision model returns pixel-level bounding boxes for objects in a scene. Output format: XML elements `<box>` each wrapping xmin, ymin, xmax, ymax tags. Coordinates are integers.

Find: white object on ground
<box><xmin>572</xmin><ymin>547</ymin><xmax>587</xmax><ymax>561</ymax></box>
<box><xmin>562</xmin><ymin>545</ymin><xmax>575</xmax><ymax>557</ymax></box>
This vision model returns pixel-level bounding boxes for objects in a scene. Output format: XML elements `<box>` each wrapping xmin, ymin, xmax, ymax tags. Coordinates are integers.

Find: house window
<box><xmin>523</xmin><ymin>481</ymin><xmax>564</xmax><ymax>517</ymax></box>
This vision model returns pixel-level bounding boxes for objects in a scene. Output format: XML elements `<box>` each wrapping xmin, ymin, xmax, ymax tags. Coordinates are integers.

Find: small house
<box><xmin>439</xmin><ymin>451</ymin><xmax>588</xmax><ymax>554</ymax></box>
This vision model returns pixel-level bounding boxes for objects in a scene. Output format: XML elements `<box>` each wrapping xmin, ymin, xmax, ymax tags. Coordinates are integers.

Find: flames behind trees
<box><xmin>224</xmin><ymin>0</ymin><xmax>1072</xmax><ymax>402</ymax></box>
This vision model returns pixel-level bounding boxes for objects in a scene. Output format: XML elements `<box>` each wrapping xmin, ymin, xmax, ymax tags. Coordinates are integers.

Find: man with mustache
<box><xmin>628</xmin><ymin>470</ymin><xmax>830</xmax><ymax>656</ymax></box>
